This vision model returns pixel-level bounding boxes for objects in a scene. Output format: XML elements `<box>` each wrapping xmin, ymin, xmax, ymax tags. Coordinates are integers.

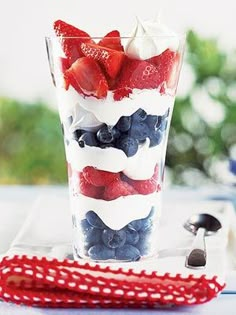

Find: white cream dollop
<box><xmin>125</xmin><ymin>17</ymin><xmax>179</xmax><ymax>60</ymax></box>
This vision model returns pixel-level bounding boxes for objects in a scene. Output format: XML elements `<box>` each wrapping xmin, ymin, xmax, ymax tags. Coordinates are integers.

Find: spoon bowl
<box><xmin>184</xmin><ymin>213</ymin><xmax>222</xmax><ymax>236</ymax></box>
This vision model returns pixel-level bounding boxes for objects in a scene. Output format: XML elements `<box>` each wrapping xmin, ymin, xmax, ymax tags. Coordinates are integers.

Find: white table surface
<box><xmin>0</xmin><ymin>185</ymin><xmax>235</xmax><ymax>314</ymax></box>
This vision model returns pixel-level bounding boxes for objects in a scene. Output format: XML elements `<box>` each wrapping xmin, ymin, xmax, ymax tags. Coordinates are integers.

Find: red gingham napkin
<box><xmin>0</xmin><ymin>254</ymin><xmax>225</xmax><ymax>308</ymax></box>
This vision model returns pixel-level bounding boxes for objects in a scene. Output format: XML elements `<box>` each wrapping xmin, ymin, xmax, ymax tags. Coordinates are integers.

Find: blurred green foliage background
<box><xmin>0</xmin><ymin>31</ymin><xmax>235</xmax><ymax>185</ymax></box>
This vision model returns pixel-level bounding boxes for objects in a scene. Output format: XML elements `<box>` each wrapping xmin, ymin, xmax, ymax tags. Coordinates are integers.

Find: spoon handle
<box><xmin>186</xmin><ymin>227</ymin><xmax>206</xmax><ymax>269</ymax></box>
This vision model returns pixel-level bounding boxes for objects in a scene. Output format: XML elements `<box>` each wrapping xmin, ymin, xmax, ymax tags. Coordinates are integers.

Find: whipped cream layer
<box><xmin>66</xmin><ymin>138</ymin><xmax>163</xmax><ymax>180</ymax></box>
<box><xmin>125</xmin><ymin>18</ymin><xmax>180</xmax><ymax>60</ymax></box>
<box><xmin>58</xmin><ymin>88</ymin><xmax>175</xmax><ymax>128</ymax></box>
<box><xmin>71</xmin><ymin>192</ymin><xmax>161</xmax><ymax>230</ymax></box>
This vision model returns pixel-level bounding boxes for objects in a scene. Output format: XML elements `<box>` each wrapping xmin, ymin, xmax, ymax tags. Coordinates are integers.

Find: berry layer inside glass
<box><xmin>50</xmin><ymin>20</ymin><xmax>182</xmax><ymax>262</ymax></box>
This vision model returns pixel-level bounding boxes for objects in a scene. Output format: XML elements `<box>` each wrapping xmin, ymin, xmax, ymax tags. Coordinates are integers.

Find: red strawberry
<box><xmin>146</xmin><ymin>49</ymin><xmax>180</xmax><ymax>90</ymax></box>
<box><xmin>81</xmin><ymin>43</ymin><xmax>125</xmax><ymax>79</ymax></box>
<box><xmin>103</xmin><ymin>179</ymin><xmax>137</xmax><ymax>201</ymax></box>
<box><xmin>53</xmin><ymin>20</ymin><xmax>93</xmax><ymax>63</ymax></box>
<box><xmin>129</xmin><ymin>165</ymin><xmax>158</xmax><ymax>195</ymax></box>
<box><xmin>79</xmin><ymin>173</ymin><xmax>104</xmax><ymax>199</ymax></box>
<box><xmin>83</xmin><ymin>166</ymin><xmax>120</xmax><ymax>187</ymax></box>
<box><xmin>113</xmin><ymin>87</ymin><xmax>132</xmax><ymax>101</ymax></box>
<box><xmin>65</xmin><ymin>57</ymin><xmax>108</xmax><ymax>98</ymax></box>
<box><xmin>64</xmin><ymin>69</ymin><xmax>83</xmax><ymax>93</ymax></box>
<box><xmin>98</xmin><ymin>30</ymin><xmax>124</xmax><ymax>51</ymax></box>
<box><xmin>58</xmin><ymin>57</ymin><xmax>70</xmax><ymax>74</ymax></box>
<box><xmin>114</xmin><ymin>58</ymin><xmax>163</xmax><ymax>94</ymax></box>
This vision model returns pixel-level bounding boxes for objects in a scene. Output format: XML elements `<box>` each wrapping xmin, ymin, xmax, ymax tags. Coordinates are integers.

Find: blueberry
<box><xmin>129</xmin><ymin>122</ymin><xmax>150</xmax><ymax>141</ymax></box>
<box><xmin>132</xmin><ymin>109</ymin><xmax>147</xmax><ymax>122</ymax></box>
<box><xmin>155</xmin><ymin>116</ymin><xmax>163</xmax><ymax>129</ymax></box>
<box><xmin>124</xmin><ymin>227</ymin><xmax>139</xmax><ymax>245</ymax></box>
<box><xmin>81</xmin><ymin>219</ymin><xmax>102</xmax><ymax>245</ymax></box>
<box><xmin>136</xmin><ymin>238</ymin><xmax>149</xmax><ymax>256</ymax></box>
<box><xmin>100</xmin><ymin>143</ymin><xmax>115</xmax><ymax>149</ymax></box>
<box><xmin>160</xmin><ymin>119</ymin><xmax>168</xmax><ymax>132</ymax></box>
<box><xmin>88</xmin><ymin>244</ymin><xmax>115</xmax><ymax>260</ymax></box>
<box><xmin>74</xmin><ymin>129</ymin><xmax>85</xmax><ymax>141</ymax></box>
<box><xmin>111</xmin><ymin>127</ymin><xmax>121</xmax><ymax>140</ymax></box>
<box><xmin>86</xmin><ymin>211</ymin><xmax>106</xmax><ymax>229</ymax></box>
<box><xmin>149</xmin><ymin>130</ymin><xmax>163</xmax><ymax>147</ymax></box>
<box><xmin>146</xmin><ymin>115</ymin><xmax>158</xmax><ymax>130</ymax></box>
<box><xmin>116</xmin><ymin>136</ymin><xmax>139</xmax><ymax>157</ymax></box>
<box><xmin>128</xmin><ymin>219</ymin><xmax>142</xmax><ymax>231</ymax></box>
<box><xmin>102</xmin><ymin>229</ymin><xmax>126</xmax><ymax>249</ymax></box>
<box><xmin>116</xmin><ymin>116</ymin><xmax>131</xmax><ymax>132</ymax></box>
<box><xmin>97</xmin><ymin>125</ymin><xmax>115</xmax><ymax>144</ymax></box>
<box><xmin>128</xmin><ymin>217</ymin><xmax>152</xmax><ymax>232</ymax></box>
<box><xmin>78</xmin><ymin>132</ymin><xmax>98</xmax><ymax>148</ymax></box>
<box><xmin>140</xmin><ymin>218</ymin><xmax>152</xmax><ymax>232</ymax></box>
<box><xmin>115</xmin><ymin>245</ymin><xmax>141</xmax><ymax>261</ymax></box>
<box><xmin>136</xmin><ymin>229</ymin><xmax>152</xmax><ymax>256</ymax></box>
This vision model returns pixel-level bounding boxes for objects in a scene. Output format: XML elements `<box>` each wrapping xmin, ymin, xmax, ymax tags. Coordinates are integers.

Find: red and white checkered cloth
<box><xmin>0</xmin><ymin>255</ymin><xmax>225</xmax><ymax>308</ymax></box>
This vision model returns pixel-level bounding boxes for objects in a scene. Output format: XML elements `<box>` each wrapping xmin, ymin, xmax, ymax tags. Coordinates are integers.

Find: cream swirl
<box><xmin>125</xmin><ymin>17</ymin><xmax>179</xmax><ymax>59</ymax></box>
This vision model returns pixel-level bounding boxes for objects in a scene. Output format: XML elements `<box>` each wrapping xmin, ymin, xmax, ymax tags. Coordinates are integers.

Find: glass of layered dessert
<box><xmin>46</xmin><ymin>18</ymin><xmax>185</xmax><ymax>262</ymax></box>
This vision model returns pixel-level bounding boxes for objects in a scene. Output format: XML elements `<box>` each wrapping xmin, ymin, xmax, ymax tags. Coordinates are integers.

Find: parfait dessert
<box><xmin>46</xmin><ymin>18</ymin><xmax>184</xmax><ymax>262</ymax></box>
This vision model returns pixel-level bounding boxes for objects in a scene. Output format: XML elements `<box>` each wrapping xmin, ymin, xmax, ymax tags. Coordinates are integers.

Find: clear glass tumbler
<box><xmin>46</xmin><ymin>34</ymin><xmax>185</xmax><ymax>262</ymax></box>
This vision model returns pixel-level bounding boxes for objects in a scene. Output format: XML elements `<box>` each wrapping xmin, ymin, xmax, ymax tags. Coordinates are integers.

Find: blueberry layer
<box><xmin>75</xmin><ymin>207</ymin><xmax>156</xmax><ymax>261</ymax></box>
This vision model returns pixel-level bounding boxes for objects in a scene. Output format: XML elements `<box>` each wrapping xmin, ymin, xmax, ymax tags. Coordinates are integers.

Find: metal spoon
<box><xmin>184</xmin><ymin>213</ymin><xmax>222</xmax><ymax>269</ymax></box>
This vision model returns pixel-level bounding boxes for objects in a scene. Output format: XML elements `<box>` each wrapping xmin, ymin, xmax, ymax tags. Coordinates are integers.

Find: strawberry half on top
<box><xmin>81</xmin><ymin>42</ymin><xmax>125</xmax><ymax>79</ymax></box>
<box><xmin>113</xmin><ymin>58</ymin><xmax>162</xmax><ymax>100</ymax></box>
<box><xmin>146</xmin><ymin>49</ymin><xmax>180</xmax><ymax>90</ymax></box>
<box><xmin>53</xmin><ymin>20</ymin><xmax>93</xmax><ymax>64</ymax></box>
<box><xmin>98</xmin><ymin>30</ymin><xmax>124</xmax><ymax>51</ymax></box>
<box><xmin>64</xmin><ymin>57</ymin><xmax>108</xmax><ymax>99</ymax></box>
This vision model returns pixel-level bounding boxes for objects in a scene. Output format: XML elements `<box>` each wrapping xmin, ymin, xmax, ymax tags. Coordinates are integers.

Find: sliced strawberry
<box><xmin>58</xmin><ymin>57</ymin><xmax>70</xmax><ymax>74</ymax></box>
<box><xmin>114</xmin><ymin>58</ymin><xmax>163</xmax><ymax>94</ymax></box>
<box><xmin>83</xmin><ymin>166</ymin><xmax>120</xmax><ymax>187</ymax></box>
<box><xmin>103</xmin><ymin>179</ymin><xmax>137</xmax><ymax>201</ymax></box>
<box><xmin>53</xmin><ymin>20</ymin><xmax>93</xmax><ymax>63</ymax></box>
<box><xmin>65</xmin><ymin>57</ymin><xmax>108</xmax><ymax>98</ymax></box>
<box><xmin>81</xmin><ymin>43</ymin><xmax>125</xmax><ymax>79</ymax></box>
<box><xmin>113</xmin><ymin>88</ymin><xmax>132</xmax><ymax>101</ymax></box>
<box><xmin>79</xmin><ymin>173</ymin><xmax>104</xmax><ymax>199</ymax></box>
<box><xmin>146</xmin><ymin>49</ymin><xmax>180</xmax><ymax>90</ymax></box>
<box><xmin>128</xmin><ymin>165</ymin><xmax>158</xmax><ymax>195</ymax></box>
<box><xmin>98</xmin><ymin>30</ymin><xmax>124</xmax><ymax>51</ymax></box>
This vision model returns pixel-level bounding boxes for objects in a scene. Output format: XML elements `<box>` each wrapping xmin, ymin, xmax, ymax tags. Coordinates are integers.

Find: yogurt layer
<box><xmin>71</xmin><ymin>192</ymin><xmax>161</xmax><ymax>230</ymax></box>
<box><xmin>66</xmin><ymin>138</ymin><xmax>163</xmax><ymax>180</ymax></box>
<box><xmin>125</xmin><ymin>18</ymin><xmax>180</xmax><ymax>60</ymax></box>
<box><xmin>58</xmin><ymin>87</ymin><xmax>175</xmax><ymax>127</ymax></box>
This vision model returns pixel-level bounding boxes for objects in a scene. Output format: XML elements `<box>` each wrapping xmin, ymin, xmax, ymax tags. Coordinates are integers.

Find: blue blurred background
<box><xmin>0</xmin><ymin>0</ymin><xmax>235</xmax><ymax>186</ymax></box>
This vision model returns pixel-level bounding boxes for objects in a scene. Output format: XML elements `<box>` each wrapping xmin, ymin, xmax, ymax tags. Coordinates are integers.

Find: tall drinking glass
<box><xmin>46</xmin><ymin>34</ymin><xmax>185</xmax><ymax>262</ymax></box>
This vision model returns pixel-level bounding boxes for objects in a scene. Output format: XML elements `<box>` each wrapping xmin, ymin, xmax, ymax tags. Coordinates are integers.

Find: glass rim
<box><xmin>45</xmin><ymin>33</ymin><xmax>186</xmax><ymax>41</ymax></box>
